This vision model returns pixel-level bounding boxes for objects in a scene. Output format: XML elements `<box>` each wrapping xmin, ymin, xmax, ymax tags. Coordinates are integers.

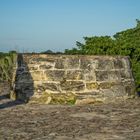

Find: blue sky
<box><xmin>0</xmin><ymin>0</ymin><xmax>140</xmax><ymax>52</ymax></box>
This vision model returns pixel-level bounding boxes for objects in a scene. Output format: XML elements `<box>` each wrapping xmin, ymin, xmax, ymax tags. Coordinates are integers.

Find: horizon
<box><xmin>0</xmin><ymin>0</ymin><xmax>140</xmax><ymax>53</ymax></box>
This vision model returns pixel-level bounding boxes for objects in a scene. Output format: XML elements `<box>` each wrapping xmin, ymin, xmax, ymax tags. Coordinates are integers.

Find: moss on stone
<box><xmin>99</xmin><ymin>82</ymin><xmax>117</xmax><ymax>89</ymax></box>
<box><xmin>86</xmin><ymin>82</ymin><xmax>99</xmax><ymax>90</ymax></box>
<box><xmin>51</xmin><ymin>93</ymin><xmax>76</xmax><ymax>105</ymax></box>
<box><xmin>30</xmin><ymin>92</ymin><xmax>76</xmax><ymax>105</ymax></box>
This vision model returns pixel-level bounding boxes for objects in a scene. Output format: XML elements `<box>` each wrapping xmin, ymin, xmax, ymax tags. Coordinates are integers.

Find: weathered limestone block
<box><xmin>96</xmin><ymin>70</ymin><xmax>123</xmax><ymax>82</ymax></box>
<box><xmin>122</xmin><ymin>57</ymin><xmax>131</xmax><ymax>69</ymax></box>
<box><xmin>28</xmin><ymin>55</ymin><xmax>56</xmax><ymax>64</ymax></box>
<box><xmin>66</xmin><ymin>70</ymin><xmax>83</xmax><ymax>80</ymax></box>
<box><xmin>28</xmin><ymin>64</ymin><xmax>39</xmax><ymax>71</ymax></box>
<box><xmin>123</xmin><ymin>81</ymin><xmax>136</xmax><ymax>96</ymax></box>
<box><xmin>34</xmin><ymin>82</ymin><xmax>60</xmax><ymax>92</ymax></box>
<box><xmin>55</xmin><ymin>56</ymin><xmax>80</xmax><ymax>69</ymax></box>
<box><xmin>100</xmin><ymin>85</ymin><xmax>126</xmax><ymax>99</ymax></box>
<box><xmin>96</xmin><ymin>71</ymin><xmax>109</xmax><ymax>81</ymax></box>
<box><xmin>120</xmin><ymin>70</ymin><xmax>133</xmax><ymax>80</ymax></box>
<box><xmin>97</xmin><ymin>59</ymin><xmax>114</xmax><ymax>70</ymax></box>
<box><xmin>76</xmin><ymin>91</ymin><xmax>102</xmax><ymax>102</ymax></box>
<box><xmin>60</xmin><ymin>81</ymin><xmax>85</xmax><ymax>91</ymax></box>
<box><xmin>80</xmin><ymin>57</ymin><xmax>98</xmax><ymax>70</ymax></box>
<box><xmin>65</xmin><ymin>57</ymin><xmax>80</xmax><ymax>69</ymax></box>
<box><xmin>113</xmin><ymin>58</ymin><xmax>125</xmax><ymax>69</ymax></box>
<box><xmin>34</xmin><ymin>83</ymin><xmax>45</xmax><ymax>93</ymax></box>
<box><xmin>30</xmin><ymin>71</ymin><xmax>44</xmax><ymax>81</ymax></box>
<box><xmin>108</xmin><ymin>71</ymin><xmax>121</xmax><ymax>82</ymax></box>
<box><xmin>45</xmin><ymin>70</ymin><xmax>65</xmax><ymax>81</ymax></box>
<box><xmin>99</xmin><ymin>82</ymin><xmax>117</xmax><ymax>89</ymax></box>
<box><xmin>39</xmin><ymin>64</ymin><xmax>53</xmax><ymax>70</ymax></box>
<box><xmin>83</xmin><ymin>69</ymin><xmax>96</xmax><ymax>81</ymax></box>
<box><xmin>125</xmin><ymin>85</ymin><xmax>136</xmax><ymax>96</ymax></box>
<box><xmin>86</xmin><ymin>82</ymin><xmax>99</xmax><ymax>90</ymax></box>
<box><xmin>55</xmin><ymin>59</ymin><xmax>65</xmax><ymax>69</ymax></box>
<box><xmin>43</xmin><ymin>82</ymin><xmax>60</xmax><ymax>91</ymax></box>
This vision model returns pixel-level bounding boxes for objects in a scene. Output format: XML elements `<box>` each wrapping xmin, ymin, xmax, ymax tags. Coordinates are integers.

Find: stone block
<box><xmin>96</xmin><ymin>70</ymin><xmax>121</xmax><ymax>82</ymax></box>
<box><xmin>120</xmin><ymin>70</ymin><xmax>133</xmax><ymax>80</ymax></box>
<box><xmin>76</xmin><ymin>92</ymin><xmax>102</xmax><ymax>102</ymax></box>
<box><xmin>66</xmin><ymin>57</ymin><xmax>80</xmax><ymax>69</ymax></box>
<box><xmin>55</xmin><ymin>59</ymin><xmax>65</xmax><ymax>69</ymax></box>
<box><xmin>101</xmin><ymin>85</ymin><xmax>126</xmax><ymax>98</ymax></box>
<box><xmin>80</xmin><ymin>57</ymin><xmax>98</xmax><ymax>70</ymax></box>
<box><xmin>29</xmin><ymin>56</ymin><xmax>56</xmax><ymax>64</ymax></box>
<box><xmin>83</xmin><ymin>69</ymin><xmax>96</xmax><ymax>81</ymax></box>
<box><xmin>60</xmin><ymin>81</ymin><xmax>85</xmax><ymax>91</ymax></box>
<box><xmin>125</xmin><ymin>85</ymin><xmax>136</xmax><ymax>96</ymax></box>
<box><xmin>75</xmin><ymin>98</ymin><xmax>103</xmax><ymax>105</ymax></box>
<box><xmin>66</xmin><ymin>70</ymin><xmax>83</xmax><ymax>80</ymax></box>
<box><xmin>99</xmin><ymin>82</ymin><xmax>117</xmax><ymax>89</ymax></box>
<box><xmin>43</xmin><ymin>82</ymin><xmax>60</xmax><ymax>92</ymax></box>
<box><xmin>108</xmin><ymin>71</ymin><xmax>121</xmax><ymax>82</ymax></box>
<box><xmin>113</xmin><ymin>58</ymin><xmax>124</xmax><ymax>69</ymax></box>
<box><xmin>111</xmin><ymin>85</ymin><xmax>126</xmax><ymax>97</ymax></box>
<box><xmin>39</xmin><ymin>64</ymin><xmax>53</xmax><ymax>70</ymax></box>
<box><xmin>96</xmin><ymin>71</ymin><xmax>109</xmax><ymax>81</ymax></box>
<box><xmin>45</xmin><ymin>70</ymin><xmax>65</xmax><ymax>81</ymax></box>
<box><xmin>122</xmin><ymin>57</ymin><xmax>131</xmax><ymax>69</ymax></box>
<box><xmin>123</xmin><ymin>81</ymin><xmax>136</xmax><ymax>96</ymax></box>
<box><xmin>86</xmin><ymin>82</ymin><xmax>99</xmax><ymax>90</ymax></box>
<box><xmin>31</xmin><ymin>71</ymin><xmax>44</xmax><ymax>81</ymax></box>
<box><xmin>34</xmin><ymin>82</ymin><xmax>45</xmax><ymax>93</ymax></box>
<box><xmin>97</xmin><ymin>59</ymin><xmax>114</xmax><ymax>70</ymax></box>
<box><xmin>28</xmin><ymin>64</ymin><xmax>39</xmax><ymax>71</ymax></box>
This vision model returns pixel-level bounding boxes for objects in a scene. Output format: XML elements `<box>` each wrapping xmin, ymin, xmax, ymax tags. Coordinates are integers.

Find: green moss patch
<box><xmin>30</xmin><ymin>92</ymin><xmax>76</xmax><ymax>105</ymax></box>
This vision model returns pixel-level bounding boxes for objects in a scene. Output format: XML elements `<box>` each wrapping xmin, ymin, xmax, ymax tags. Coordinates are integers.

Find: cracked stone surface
<box><xmin>0</xmin><ymin>91</ymin><xmax>140</xmax><ymax>140</ymax></box>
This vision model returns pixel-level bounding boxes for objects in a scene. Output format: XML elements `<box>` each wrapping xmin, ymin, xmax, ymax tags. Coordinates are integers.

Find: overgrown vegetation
<box><xmin>65</xmin><ymin>20</ymin><xmax>140</xmax><ymax>92</ymax></box>
<box><xmin>0</xmin><ymin>51</ymin><xmax>17</xmax><ymax>82</ymax></box>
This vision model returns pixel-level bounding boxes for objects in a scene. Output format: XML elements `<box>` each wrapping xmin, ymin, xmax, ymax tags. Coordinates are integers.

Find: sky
<box><xmin>0</xmin><ymin>0</ymin><xmax>140</xmax><ymax>53</ymax></box>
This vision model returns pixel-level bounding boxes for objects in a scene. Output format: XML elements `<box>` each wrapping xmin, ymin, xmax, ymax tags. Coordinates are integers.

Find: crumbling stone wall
<box><xmin>13</xmin><ymin>54</ymin><xmax>136</xmax><ymax>104</ymax></box>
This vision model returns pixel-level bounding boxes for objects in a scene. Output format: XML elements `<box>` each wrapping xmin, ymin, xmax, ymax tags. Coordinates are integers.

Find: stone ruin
<box><xmin>10</xmin><ymin>54</ymin><xmax>136</xmax><ymax>104</ymax></box>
